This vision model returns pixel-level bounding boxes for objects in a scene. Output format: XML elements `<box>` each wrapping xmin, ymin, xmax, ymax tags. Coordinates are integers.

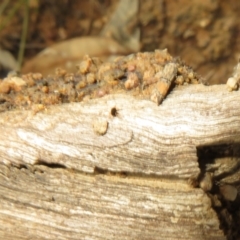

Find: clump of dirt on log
<box><xmin>0</xmin><ymin>49</ymin><xmax>204</xmax><ymax>112</ymax></box>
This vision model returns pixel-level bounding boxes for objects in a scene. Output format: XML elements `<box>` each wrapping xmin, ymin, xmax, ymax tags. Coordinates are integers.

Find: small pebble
<box><xmin>199</xmin><ymin>172</ymin><xmax>213</xmax><ymax>192</ymax></box>
<box><xmin>219</xmin><ymin>184</ymin><xmax>238</xmax><ymax>201</ymax></box>
<box><xmin>92</xmin><ymin>119</ymin><xmax>108</xmax><ymax>135</ymax></box>
<box><xmin>226</xmin><ymin>77</ymin><xmax>238</xmax><ymax>91</ymax></box>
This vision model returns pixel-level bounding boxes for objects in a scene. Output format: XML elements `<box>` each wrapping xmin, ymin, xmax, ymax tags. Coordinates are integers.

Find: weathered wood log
<box><xmin>0</xmin><ymin>84</ymin><xmax>240</xmax><ymax>239</ymax></box>
<box><xmin>0</xmin><ymin>164</ymin><xmax>222</xmax><ymax>240</ymax></box>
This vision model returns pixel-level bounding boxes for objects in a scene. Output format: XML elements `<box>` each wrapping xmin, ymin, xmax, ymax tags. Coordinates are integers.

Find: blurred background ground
<box><xmin>0</xmin><ymin>0</ymin><xmax>240</xmax><ymax>84</ymax></box>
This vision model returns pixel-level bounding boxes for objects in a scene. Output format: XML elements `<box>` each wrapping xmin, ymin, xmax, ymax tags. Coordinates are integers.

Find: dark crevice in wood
<box><xmin>9</xmin><ymin>162</ymin><xmax>188</xmax><ymax>181</ymax></box>
<box><xmin>93</xmin><ymin>165</ymin><xmax>187</xmax><ymax>180</ymax></box>
<box><xmin>94</xmin><ymin>166</ymin><xmax>109</xmax><ymax>174</ymax></box>
<box><xmin>197</xmin><ymin>144</ymin><xmax>240</xmax><ymax>240</ymax></box>
<box><xmin>94</xmin><ymin>166</ymin><xmax>128</xmax><ymax>177</ymax></box>
<box><xmin>35</xmin><ymin>160</ymin><xmax>66</xmax><ymax>169</ymax></box>
<box><xmin>197</xmin><ymin>144</ymin><xmax>240</xmax><ymax>169</ymax></box>
<box><xmin>13</xmin><ymin>163</ymin><xmax>28</xmax><ymax>170</ymax></box>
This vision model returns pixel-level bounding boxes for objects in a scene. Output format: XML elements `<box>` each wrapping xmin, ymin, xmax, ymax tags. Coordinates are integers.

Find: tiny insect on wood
<box><xmin>150</xmin><ymin>62</ymin><xmax>178</xmax><ymax>105</ymax></box>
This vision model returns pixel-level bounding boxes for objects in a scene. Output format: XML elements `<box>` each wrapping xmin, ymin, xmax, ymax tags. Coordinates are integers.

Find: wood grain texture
<box><xmin>0</xmin><ymin>164</ymin><xmax>224</xmax><ymax>240</ymax></box>
<box><xmin>0</xmin><ymin>84</ymin><xmax>240</xmax><ymax>239</ymax></box>
<box><xmin>0</xmin><ymin>84</ymin><xmax>240</xmax><ymax>177</ymax></box>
